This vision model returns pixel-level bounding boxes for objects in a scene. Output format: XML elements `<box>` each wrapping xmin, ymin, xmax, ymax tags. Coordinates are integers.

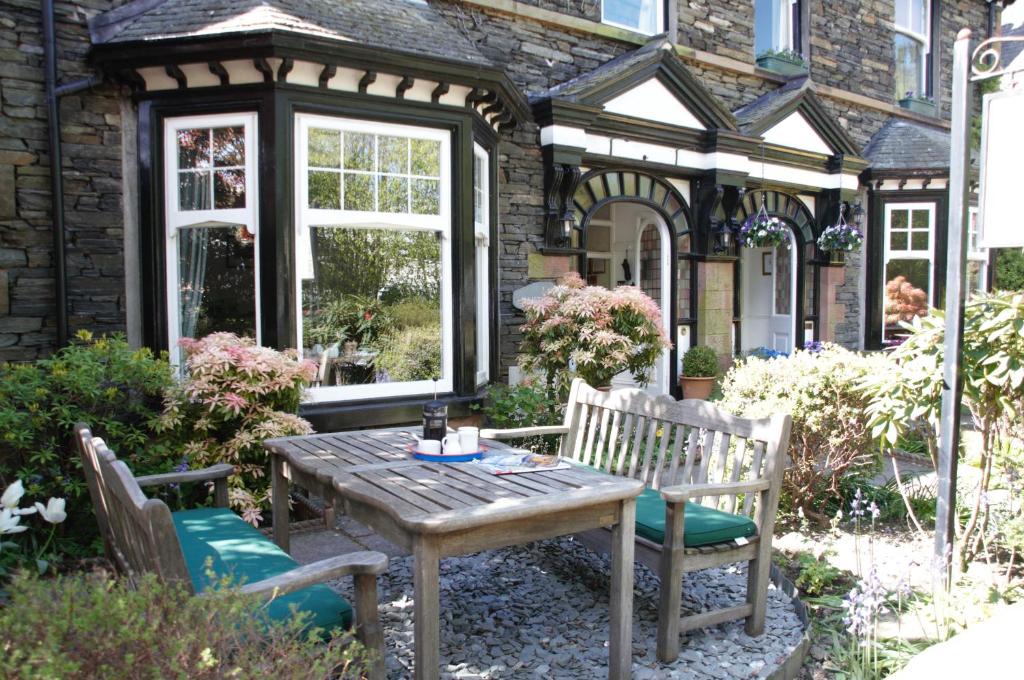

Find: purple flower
<box><xmin>803</xmin><ymin>340</ymin><xmax>825</xmax><ymax>354</ymax></box>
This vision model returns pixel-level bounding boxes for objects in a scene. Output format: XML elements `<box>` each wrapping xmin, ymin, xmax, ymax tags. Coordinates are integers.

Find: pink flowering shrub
<box><xmin>519</xmin><ymin>273</ymin><xmax>671</xmax><ymax>395</ymax></box>
<box><xmin>159</xmin><ymin>333</ymin><xmax>317</xmax><ymax>525</ymax></box>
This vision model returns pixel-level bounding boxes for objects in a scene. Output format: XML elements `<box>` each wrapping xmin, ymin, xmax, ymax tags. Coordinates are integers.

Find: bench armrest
<box><xmin>659</xmin><ymin>479</ymin><xmax>771</xmax><ymax>504</ymax></box>
<box><xmin>240</xmin><ymin>551</ymin><xmax>389</xmax><ymax>599</ymax></box>
<box><xmin>136</xmin><ymin>463</ymin><xmax>235</xmax><ymax>487</ymax></box>
<box><xmin>480</xmin><ymin>425</ymin><xmax>570</xmax><ymax>439</ymax></box>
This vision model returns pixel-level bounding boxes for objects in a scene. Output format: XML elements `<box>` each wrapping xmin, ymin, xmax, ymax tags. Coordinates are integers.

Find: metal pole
<box><xmin>935</xmin><ymin>27</ymin><xmax>973</xmax><ymax>583</ymax></box>
<box><xmin>43</xmin><ymin>0</ymin><xmax>68</xmax><ymax>348</ymax></box>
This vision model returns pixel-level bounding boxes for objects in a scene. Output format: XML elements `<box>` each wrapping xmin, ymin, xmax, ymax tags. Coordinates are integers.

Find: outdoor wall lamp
<box><xmin>712</xmin><ymin>218</ymin><xmax>736</xmax><ymax>253</ymax></box>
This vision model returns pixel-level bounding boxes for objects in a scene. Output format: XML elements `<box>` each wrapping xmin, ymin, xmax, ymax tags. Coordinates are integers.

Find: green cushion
<box><xmin>634</xmin><ymin>487</ymin><xmax>757</xmax><ymax>547</ymax></box>
<box><xmin>172</xmin><ymin>508</ymin><xmax>353</xmax><ymax>631</ymax></box>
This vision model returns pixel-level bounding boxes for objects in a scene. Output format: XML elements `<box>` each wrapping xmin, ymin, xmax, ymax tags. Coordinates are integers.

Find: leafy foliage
<box><xmin>159</xmin><ymin>333</ymin><xmax>316</xmax><ymax>525</ymax></box>
<box><xmin>374</xmin><ymin>323</ymin><xmax>442</xmax><ymax>383</ymax></box>
<box><xmin>303</xmin><ymin>294</ymin><xmax>390</xmax><ymax>349</ymax></box>
<box><xmin>474</xmin><ymin>382</ymin><xmax>562</xmax><ymax>454</ymax></box>
<box><xmin>518</xmin><ymin>273</ymin><xmax>671</xmax><ymax>396</ymax></box>
<box><xmin>0</xmin><ymin>571</ymin><xmax>371</xmax><ymax>679</ymax></box>
<box><xmin>995</xmin><ymin>248</ymin><xmax>1024</xmax><ymax>292</ymax></box>
<box><xmin>0</xmin><ymin>332</ymin><xmax>178</xmax><ymax>558</ymax></box>
<box><xmin>719</xmin><ymin>344</ymin><xmax>888</xmax><ymax>521</ymax></box>
<box><xmin>861</xmin><ymin>291</ymin><xmax>1024</xmax><ymax>568</ymax></box>
<box><xmin>681</xmin><ymin>345</ymin><xmax>718</xmax><ymax>378</ymax></box>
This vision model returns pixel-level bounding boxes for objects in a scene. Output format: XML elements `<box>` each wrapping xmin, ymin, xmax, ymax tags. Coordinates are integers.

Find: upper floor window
<box><xmin>602</xmin><ymin>0</ymin><xmax>663</xmax><ymax>35</ymax></box>
<box><xmin>755</xmin><ymin>0</ymin><xmax>800</xmax><ymax>57</ymax></box>
<box><xmin>894</xmin><ymin>0</ymin><xmax>931</xmax><ymax>98</ymax></box>
<box><xmin>163</xmin><ymin>113</ymin><xmax>259</xmax><ymax>368</ymax></box>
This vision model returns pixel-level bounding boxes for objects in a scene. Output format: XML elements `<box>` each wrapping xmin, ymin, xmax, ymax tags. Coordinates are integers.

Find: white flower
<box><xmin>34</xmin><ymin>498</ymin><xmax>67</xmax><ymax>524</ymax></box>
<box><xmin>0</xmin><ymin>508</ymin><xmax>27</xmax><ymax>534</ymax></box>
<box><xmin>1</xmin><ymin>480</ymin><xmax>24</xmax><ymax>510</ymax></box>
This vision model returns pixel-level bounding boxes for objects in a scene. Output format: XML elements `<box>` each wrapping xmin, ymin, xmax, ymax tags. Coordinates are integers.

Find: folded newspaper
<box><xmin>473</xmin><ymin>450</ymin><xmax>571</xmax><ymax>475</ymax></box>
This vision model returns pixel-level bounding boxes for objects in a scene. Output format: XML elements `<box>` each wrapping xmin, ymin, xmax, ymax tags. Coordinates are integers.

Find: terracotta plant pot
<box><xmin>680</xmin><ymin>376</ymin><xmax>715</xmax><ymax>400</ymax></box>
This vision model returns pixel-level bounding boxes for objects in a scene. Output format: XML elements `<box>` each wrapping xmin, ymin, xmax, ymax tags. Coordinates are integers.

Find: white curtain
<box><xmin>178</xmin><ymin>227</ymin><xmax>210</xmax><ymax>340</ymax></box>
<box><xmin>637</xmin><ymin>0</ymin><xmax>658</xmax><ymax>34</ymax></box>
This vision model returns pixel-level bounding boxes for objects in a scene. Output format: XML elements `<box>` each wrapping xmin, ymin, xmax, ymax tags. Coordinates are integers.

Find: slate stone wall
<box><xmin>0</xmin><ymin>0</ymin><xmax>125</xmax><ymax>361</ymax></box>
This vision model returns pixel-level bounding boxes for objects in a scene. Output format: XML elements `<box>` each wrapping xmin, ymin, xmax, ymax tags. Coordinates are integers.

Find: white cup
<box><xmin>441</xmin><ymin>434</ymin><xmax>463</xmax><ymax>455</ymax></box>
<box><xmin>458</xmin><ymin>426</ymin><xmax>479</xmax><ymax>453</ymax></box>
<box><xmin>416</xmin><ymin>438</ymin><xmax>442</xmax><ymax>455</ymax></box>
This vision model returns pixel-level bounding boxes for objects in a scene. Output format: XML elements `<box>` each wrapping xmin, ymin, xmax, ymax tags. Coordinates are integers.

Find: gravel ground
<box><xmin>326</xmin><ymin>536</ymin><xmax>805</xmax><ymax>679</ymax></box>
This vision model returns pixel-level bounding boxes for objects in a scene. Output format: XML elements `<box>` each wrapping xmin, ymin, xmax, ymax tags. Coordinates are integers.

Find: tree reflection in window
<box><xmin>177</xmin><ymin>127</ymin><xmax>246</xmax><ymax>210</ymax></box>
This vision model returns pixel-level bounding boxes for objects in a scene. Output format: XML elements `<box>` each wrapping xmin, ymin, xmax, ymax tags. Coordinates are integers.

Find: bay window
<box><xmin>474</xmin><ymin>143</ymin><xmax>491</xmax><ymax>386</ymax></box>
<box><xmin>882</xmin><ymin>202</ymin><xmax>934</xmax><ymax>342</ymax></box>
<box><xmin>755</xmin><ymin>0</ymin><xmax>800</xmax><ymax>57</ymax></box>
<box><xmin>967</xmin><ymin>207</ymin><xmax>989</xmax><ymax>296</ymax></box>
<box><xmin>601</xmin><ymin>0</ymin><xmax>663</xmax><ymax>36</ymax></box>
<box><xmin>163</xmin><ymin>113</ymin><xmax>259</xmax><ymax>367</ymax></box>
<box><xmin>295</xmin><ymin>114</ymin><xmax>452</xmax><ymax>402</ymax></box>
<box><xmin>894</xmin><ymin>0</ymin><xmax>931</xmax><ymax>98</ymax></box>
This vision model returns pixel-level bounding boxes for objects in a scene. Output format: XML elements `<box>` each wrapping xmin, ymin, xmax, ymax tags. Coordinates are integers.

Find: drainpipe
<box><xmin>43</xmin><ymin>0</ymin><xmax>100</xmax><ymax>348</ymax></box>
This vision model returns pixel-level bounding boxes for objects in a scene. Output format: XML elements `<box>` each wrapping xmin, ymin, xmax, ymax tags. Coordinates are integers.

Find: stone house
<box><xmin>0</xmin><ymin>0</ymin><xmax>1007</xmax><ymax>427</ymax></box>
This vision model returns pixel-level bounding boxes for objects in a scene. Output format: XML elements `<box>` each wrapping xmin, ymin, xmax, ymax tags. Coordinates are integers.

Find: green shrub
<box><xmin>387</xmin><ymin>297</ymin><xmax>439</xmax><ymax>330</ymax></box>
<box><xmin>681</xmin><ymin>345</ymin><xmax>719</xmax><ymax>377</ymax></box>
<box><xmin>719</xmin><ymin>344</ymin><xmax>888</xmax><ymax>521</ymax></box>
<box><xmin>0</xmin><ymin>332</ymin><xmax>180</xmax><ymax>558</ymax></box>
<box><xmin>0</xmin><ymin>571</ymin><xmax>370</xmax><ymax>679</ymax></box>
<box><xmin>474</xmin><ymin>382</ymin><xmax>562</xmax><ymax>454</ymax></box>
<box><xmin>303</xmin><ymin>294</ymin><xmax>390</xmax><ymax>349</ymax></box>
<box><xmin>794</xmin><ymin>552</ymin><xmax>846</xmax><ymax>597</ymax></box>
<box><xmin>994</xmin><ymin>248</ymin><xmax>1024</xmax><ymax>292</ymax></box>
<box><xmin>374</xmin><ymin>324</ymin><xmax>442</xmax><ymax>383</ymax></box>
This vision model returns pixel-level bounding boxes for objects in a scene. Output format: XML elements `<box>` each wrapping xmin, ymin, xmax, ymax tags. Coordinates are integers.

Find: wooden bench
<box><xmin>74</xmin><ymin>423</ymin><xmax>388</xmax><ymax>679</ymax></box>
<box><xmin>481</xmin><ymin>379</ymin><xmax>792</xmax><ymax>663</ymax></box>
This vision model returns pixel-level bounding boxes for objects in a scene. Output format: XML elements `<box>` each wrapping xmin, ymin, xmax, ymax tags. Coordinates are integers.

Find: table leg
<box><xmin>413</xmin><ymin>535</ymin><xmax>441</xmax><ymax>680</ymax></box>
<box><xmin>271</xmin><ymin>454</ymin><xmax>290</xmax><ymax>553</ymax></box>
<box><xmin>609</xmin><ymin>498</ymin><xmax>636</xmax><ymax>680</ymax></box>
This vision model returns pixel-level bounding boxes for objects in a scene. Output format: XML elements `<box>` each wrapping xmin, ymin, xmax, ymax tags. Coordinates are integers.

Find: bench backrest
<box><xmin>74</xmin><ymin>423</ymin><xmax>193</xmax><ymax>591</ymax></box>
<box><xmin>558</xmin><ymin>379</ymin><xmax>789</xmax><ymax>518</ymax></box>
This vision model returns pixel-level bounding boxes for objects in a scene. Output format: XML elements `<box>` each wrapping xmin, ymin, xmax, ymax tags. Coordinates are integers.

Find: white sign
<box><xmin>978</xmin><ymin>89</ymin><xmax>1024</xmax><ymax>248</ymax></box>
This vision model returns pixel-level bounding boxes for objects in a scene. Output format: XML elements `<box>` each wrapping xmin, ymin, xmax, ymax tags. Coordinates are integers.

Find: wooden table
<box><xmin>265</xmin><ymin>428</ymin><xmax>644</xmax><ymax>680</ymax></box>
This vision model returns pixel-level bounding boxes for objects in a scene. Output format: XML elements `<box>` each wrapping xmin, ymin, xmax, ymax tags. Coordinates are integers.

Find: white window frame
<box><xmin>882</xmin><ymin>202</ymin><xmax>935</xmax><ymax>340</ymax></box>
<box><xmin>294</xmin><ymin>113</ymin><xmax>453</xmax><ymax>403</ymax></box>
<box><xmin>600</xmin><ymin>0</ymin><xmax>664</xmax><ymax>36</ymax></box>
<box><xmin>894</xmin><ymin>0</ymin><xmax>931</xmax><ymax>97</ymax></box>
<box><xmin>967</xmin><ymin>206</ymin><xmax>989</xmax><ymax>295</ymax></box>
<box><xmin>163</xmin><ymin>112</ymin><xmax>260</xmax><ymax>368</ymax></box>
<box><xmin>473</xmin><ymin>143</ymin><xmax>491</xmax><ymax>387</ymax></box>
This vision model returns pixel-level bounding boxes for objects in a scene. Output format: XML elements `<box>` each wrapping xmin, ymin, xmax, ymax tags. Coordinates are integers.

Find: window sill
<box><xmin>897</xmin><ymin>97</ymin><xmax>938</xmax><ymax>118</ymax></box>
<box><xmin>754</xmin><ymin>55</ymin><xmax>808</xmax><ymax>78</ymax></box>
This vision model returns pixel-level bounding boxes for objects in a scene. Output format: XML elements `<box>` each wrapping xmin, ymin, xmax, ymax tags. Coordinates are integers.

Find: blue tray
<box><xmin>409</xmin><ymin>444</ymin><xmax>486</xmax><ymax>463</ymax></box>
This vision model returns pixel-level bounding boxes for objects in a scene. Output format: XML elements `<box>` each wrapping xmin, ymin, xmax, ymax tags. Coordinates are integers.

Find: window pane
<box><xmin>309</xmin><ymin>128</ymin><xmax>341</xmax><ymax>168</ymax></box>
<box><xmin>344</xmin><ymin>132</ymin><xmax>374</xmax><ymax>171</ymax></box>
<box><xmin>344</xmin><ymin>172</ymin><xmax>375</xmax><ymax>211</ymax></box>
<box><xmin>755</xmin><ymin>0</ymin><xmax>794</xmax><ymax>55</ymax></box>
<box><xmin>604</xmin><ymin>0</ymin><xmax>660</xmax><ymax>33</ymax></box>
<box><xmin>910</xmin><ymin>230</ymin><xmax>929</xmax><ymax>251</ymax></box>
<box><xmin>677</xmin><ymin>257</ymin><xmax>691</xmax><ymax>319</ymax></box>
<box><xmin>639</xmin><ymin>224</ymin><xmax>661</xmax><ymax>305</ymax></box>
<box><xmin>967</xmin><ymin>260</ymin><xmax>986</xmax><ymax>295</ymax></box>
<box><xmin>884</xmin><ymin>258</ymin><xmax>930</xmax><ymax>338</ymax></box>
<box><xmin>177</xmin><ymin>129</ymin><xmax>210</xmax><ymax>169</ymax></box>
<box><xmin>301</xmin><ymin>227</ymin><xmax>442</xmax><ymax>386</ymax></box>
<box><xmin>894</xmin><ymin>33</ymin><xmax>924</xmax><ymax>97</ymax></box>
<box><xmin>890</xmin><ymin>230</ymin><xmax>908</xmax><ymax>250</ymax></box>
<box><xmin>213</xmin><ymin>169</ymin><xmax>246</xmax><ymax>209</ymax></box>
<box><xmin>212</xmin><ymin>127</ymin><xmax>245</xmax><ymax>167</ymax></box>
<box><xmin>308</xmin><ymin>171</ymin><xmax>341</xmax><ymax>209</ymax></box>
<box><xmin>411</xmin><ymin>139</ymin><xmax>441</xmax><ymax>177</ymax></box>
<box><xmin>890</xmin><ymin>209</ymin><xmax>908</xmax><ymax>230</ymax></box>
<box><xmin>378</xmin><ymin>136</ymin><xmax>408</xmax><ymax>174</ymax></box>
<box><xmin>911</xmin><ymin>209</ymin><xmax>930</xmax><ymax>229</ymax></box>
<box><xmin>411</xmin><ymin>178</ymin><xmax>440</xmax><ymax>215</ymax></box>
<box><xmin>379</xmin><ymin>175</ymin><xmax>409</xmax><ymax>213</ymax></box>
<box><xmin>178</xmin><ymin>225</ymin><xmax>256</xmax><ymax>341</ymax></box>
<box><xmin>179</xmin><ymin>171</ymin><xmax>211</xmax><ymax>211</ymax></box>
<box><xmin>774</xmin><ymin>242</ymin><xmax>792</xmax><ymax>316</ymax></box>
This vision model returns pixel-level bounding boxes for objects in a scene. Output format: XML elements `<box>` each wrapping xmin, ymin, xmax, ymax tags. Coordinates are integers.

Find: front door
<box><xmin>769</xmin><ymin>232</ymin><xmax>797</xmax><ymax>353</ymax></box>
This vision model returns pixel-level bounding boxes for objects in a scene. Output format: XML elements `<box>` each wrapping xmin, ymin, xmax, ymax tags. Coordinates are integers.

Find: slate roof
<box><xmin>533</xmin><ymin>38</ymin><xmax>672</xmax><ymax>102</ymax></box>
<box><xmin>732</xmin><ymin>76</ymin><xmax>811</xmax><ymax>135</ymax></box>
<box><xmin>863</xmin><ymin>118</ymin><xmax>952</xmax><ymax>170</ymax></box>
<box><xmin>90</xmin><ymin>0</ymin><xmax>491</xmax><ymax>67</ymax></box>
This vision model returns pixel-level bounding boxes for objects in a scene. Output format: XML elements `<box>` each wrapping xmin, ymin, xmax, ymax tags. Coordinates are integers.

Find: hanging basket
<box><xmin>739</xmin><ymin>214</ymin><xmax>789</xmax><ymax>249</ymax></box>
<box><xmin>827</xmin><ymin>250</ymin><xmax>845</xmax><ymax>266</ymax></box>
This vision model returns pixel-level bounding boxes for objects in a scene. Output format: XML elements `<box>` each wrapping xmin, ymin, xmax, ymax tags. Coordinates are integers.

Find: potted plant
<box><xmin>817</xmin><ymin>220</ymin><xmax>864</xmax><ymax>265</ymax></box>
<box><xmin>680</xmin><ymin>345</ymin><xmax>718</xmax><ymax>400</ymax></box>
<box><xmin>739</xmin><ymin>213</ymin><xmax>789</xmax><ymax>249</ymax></box>
<box><xmin>518</xmin><ymin>272</ymin><xmax>671</xmax><ymax>396</ymax></box>
<box><xmin>897</xmin><ymin>93</ymin><xmax>937</xmax><ymax>117</ymax></box>
<box><xmin>755</xmin><ymin>49</ymin><xmax>807</xmax><ymax>77</ymax></box>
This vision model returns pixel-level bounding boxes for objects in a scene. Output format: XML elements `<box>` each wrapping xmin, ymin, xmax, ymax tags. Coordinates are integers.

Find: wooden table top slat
<box><xmin>289</xmin><ymin>437</ymin><xmax>375</xmax><ymax>469</ymax></box>
<box><xmin>323</xmin><ymin>433</ymin><xmax>407</xmax><ymax>465</ymax></box>
<box><xmin>361</xmin><ymin>467</ymin><xmax>473</xmax><ymax>511</ymax></box>
<box><xmin>392</xmin><ymin>465</ymin><xmax>502</xmax><ymax>507</ymax></box>
<box><xmin>433</xmin><ymin>464</ymin><xmax>540</xmax><ymax>499</ymax></box>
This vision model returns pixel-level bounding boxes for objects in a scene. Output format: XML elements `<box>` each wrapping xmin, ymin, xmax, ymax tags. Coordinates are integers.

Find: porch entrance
<box><xmin>585</xmin><ymin>201</ymin><xmax>671</xmax><ymax>394</ymax></box>
<box><xmin>740</xmin><ymin>228</ymin><xmax>798</xmax><ymax>355</ymax></box>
